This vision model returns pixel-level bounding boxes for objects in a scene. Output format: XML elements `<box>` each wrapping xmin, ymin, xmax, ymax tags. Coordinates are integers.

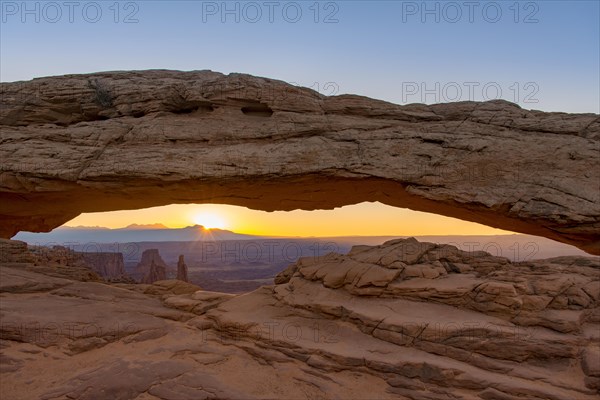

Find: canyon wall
<box><xmin>80</xmin><ymin>252</ymin><xmax>126</xmax><ymax>280</ymax></box>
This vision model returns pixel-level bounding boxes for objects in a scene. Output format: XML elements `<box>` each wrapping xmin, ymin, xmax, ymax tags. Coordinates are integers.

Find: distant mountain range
<box><xmin>12</xmin><ymin>223</ymin><xmax>593</xmax><ymax>261</ymax></box>
<box><xmin>13</xmin><ymin>224</ymin><xmax>259</xmax><ymax>244</ymax></box>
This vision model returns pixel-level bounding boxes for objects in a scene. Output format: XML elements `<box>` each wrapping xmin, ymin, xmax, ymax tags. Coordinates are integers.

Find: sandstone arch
<box><xmin>0</xmin><ymin>70</ymin><xmax>598</xmax><ymax>254</ymax></box>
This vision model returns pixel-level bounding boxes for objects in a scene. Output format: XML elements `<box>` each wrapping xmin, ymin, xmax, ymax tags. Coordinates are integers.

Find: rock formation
<box><xmin>177</xmin><ymin>254</ymin><xmax>189</xmax><ymax>282</ymax></box>
<box><xmin>143</xmin><ymin>260</ymin><xmax>165</xmax><ymax>284</ymax></box>
<box><xmin>144</xmin><ymin>279</ymin><xmax>201</xmax><ymax>296</ymax></box>
<box><xmin>0</xmin><ymin>238</ymin><xmax>35</xmax><ymax>264</ymax></box>
<box><xmin>134</xmin><ymin>249</ymin><xmax>168</xmax><ymax>284</ymax></box>
<box><xmin>0</xmin><ymin>237</ymin><xmax>598</xmax><ymax>399</ymax></box>
<box><xmin>275</xmin><ymin>237</ymin><xmax>600</xmax><ymax>334</ymax></box>
<box><xmin>0</xmin><ymin>239</ymin><xmax>102</xmax><ymax>282</ymax></box>
<box><xmin>0</xmin><ymin>71</ymin><xmax>598</xmax><ymax>254</ymax></box>
<box><xmin>80</xmin><ymin>252</ymin><xmax>127</xmax><ymax>280</ymax></box>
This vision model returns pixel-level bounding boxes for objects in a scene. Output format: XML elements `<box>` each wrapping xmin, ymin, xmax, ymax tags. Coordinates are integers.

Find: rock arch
<box><xmin>0</xmin><ymin>70</ymin><xmax>598</xmax><ymax>254</ymax></box>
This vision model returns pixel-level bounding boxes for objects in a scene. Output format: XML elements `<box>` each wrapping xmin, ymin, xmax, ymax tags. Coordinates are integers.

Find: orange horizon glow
<box><xmin>192</xmin><ymin>212</ymin><xmax>228</xmax><ymax>230</ymax></box>
<box><xmin>63</xmin><ymin>202</ymin><xmax>513</xmax><ymax>237</ymax></box>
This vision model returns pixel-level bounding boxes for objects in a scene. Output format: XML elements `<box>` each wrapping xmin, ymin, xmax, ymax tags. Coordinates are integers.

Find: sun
<box><xmin>192</xmin><ymin>212</ymin><xmax>227</xmax><ymax>230</ymax></box>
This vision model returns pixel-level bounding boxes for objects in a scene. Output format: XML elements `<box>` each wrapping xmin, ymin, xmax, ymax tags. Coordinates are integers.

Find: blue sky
<box><xmin>1</xmin><ymin>0</ymin><xmax>599</xmax><ymax>112</ymax></box>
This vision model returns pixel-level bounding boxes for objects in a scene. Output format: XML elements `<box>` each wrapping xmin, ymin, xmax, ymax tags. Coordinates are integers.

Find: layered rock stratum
<box><xmin>1</xmin><ymin>238</ymin><xmax>598</xmax><ymax>399</ymax></box>
<box><xmin>0</xmin><ymin>70</ymin><xmax>599</xmax><ymax>254</ymax></box>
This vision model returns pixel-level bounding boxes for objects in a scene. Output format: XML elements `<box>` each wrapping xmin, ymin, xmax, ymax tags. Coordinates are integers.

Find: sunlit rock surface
<box><xmin>1</xmin><ymin>70</ymin><xmax>599</xmax><ymax>254</ymax></box>
<box><xmin>1</xmin><ymin>238</ymin><xmax>598</xmax><ymax>399</ymax></box>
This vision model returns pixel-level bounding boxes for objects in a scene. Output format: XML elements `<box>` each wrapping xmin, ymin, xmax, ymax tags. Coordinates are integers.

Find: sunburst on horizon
<box><xmin>61</xmin><ymin>202</ymin><xmax>513</xmax><ymax>237</ymax></box>
<box><xmin>192</xmin><ymin>212</ymin><xmax>228</xmax><ymax>230</ymax></box>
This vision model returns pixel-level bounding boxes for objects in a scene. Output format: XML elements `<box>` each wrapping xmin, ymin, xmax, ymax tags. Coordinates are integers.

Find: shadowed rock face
<box><xmin>143</xmin><ymin>260</ymin><xmax>166</xmax><ymax>285</ymax></box>
<box><xmin>80</xmin><ymin>252</ymin><xmax>126</xmax><ymax>280</ymax></box>
<box><xmin>134</xmin><ymin>249</ymin><xmax>168</xmax><ymax>284</ymax></box>
<box><xmin>1</xmin><ymin>70</ymin><xmax>599</xmax><ymax>254</ymax></box>
<box><xmin>177</xmin><ymin>255</ymin><xmax>189</xmax><ymax>282</ymax></box>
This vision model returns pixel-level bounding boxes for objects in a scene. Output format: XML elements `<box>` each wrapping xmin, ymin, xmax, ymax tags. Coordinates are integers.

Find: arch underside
<box><xmin>0</xmin><ymin>70</ymin><xmax>598</xmax><ymax>254</ymax></box>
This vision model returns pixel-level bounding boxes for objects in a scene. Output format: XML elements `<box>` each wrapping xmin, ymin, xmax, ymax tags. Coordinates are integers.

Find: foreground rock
<box><xmin>1</xmin><ymin>71</ymin><xmax>599</xmax><ymax>254</ymax></box>
<box><xmin>1</xmin><ymin>238</ymin><xmax>598</xmax><ymax>399</ymax></box>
